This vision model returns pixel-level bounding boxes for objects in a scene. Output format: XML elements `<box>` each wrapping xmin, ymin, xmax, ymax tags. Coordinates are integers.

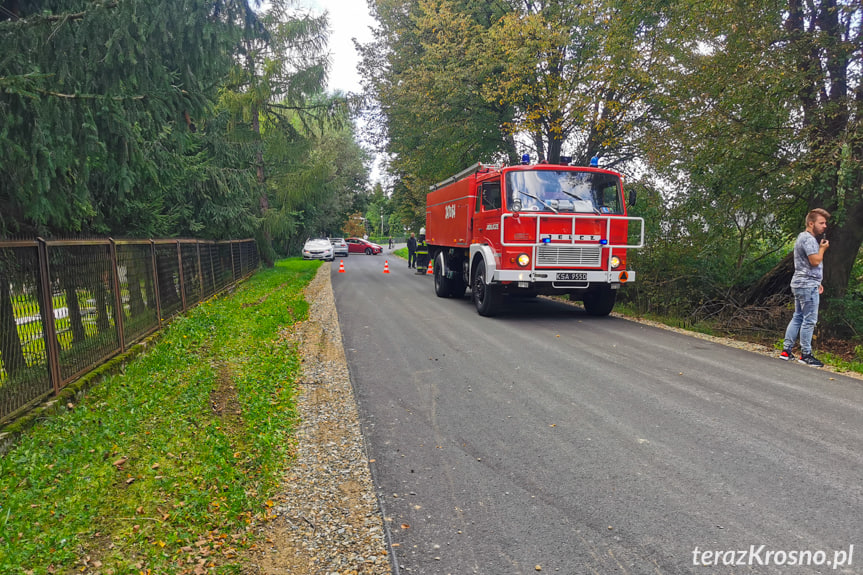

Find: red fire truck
<box><xmin>425</xmin><ymin>159</ymin><xmax>644</xmax><ymax>316</ymax></box>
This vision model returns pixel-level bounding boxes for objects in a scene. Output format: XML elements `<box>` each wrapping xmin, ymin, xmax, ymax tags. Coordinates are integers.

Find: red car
<box><xmin>346</xmin><ymin>237</ymin><xmax>383</xmax><ymax>255</ymax></box>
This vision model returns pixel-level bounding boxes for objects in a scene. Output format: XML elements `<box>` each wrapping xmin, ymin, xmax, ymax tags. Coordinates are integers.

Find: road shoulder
<box><xmin>244</xmin><ymin>263</ymin><xmax>392</xmax><ymax>574</ymax></box>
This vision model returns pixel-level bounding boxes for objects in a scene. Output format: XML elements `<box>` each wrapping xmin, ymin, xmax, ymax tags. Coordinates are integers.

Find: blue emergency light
<box><xmin>521</xmin><ymin>154</ymin><xmax>530</xmax><ymax>165</ymax></box>
<box><xmin>600</xmin><ymin>239</ymin><xmax>608</xmax><ymax>245</ymax></box>
<box><xmin>542</xmin><ymin>237</ymin><xmax>551</xmax><ymax>243</ymax></box>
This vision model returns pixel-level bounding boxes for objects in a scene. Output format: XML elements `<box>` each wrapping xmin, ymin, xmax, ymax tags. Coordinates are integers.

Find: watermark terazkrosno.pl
<box><xmin>692</xmin><ymin>545</ymin><xmax>854</xmax><ymax>569</ymax></box>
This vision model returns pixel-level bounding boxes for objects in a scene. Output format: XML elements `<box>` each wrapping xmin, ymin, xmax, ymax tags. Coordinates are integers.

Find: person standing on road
<box><xmin>780</xmin><ymin>208</ymin><xmax>830</xmax><ymax>366</ymax></box>
<box><xmin>415</xmin><ymin>229</ymin><xmax>430</xmax><ymax>274</ymax></box>
<box><xmin>407</xmin><ymin>232</ymin><xmax>417</xmax><ymax>268</ymax></box>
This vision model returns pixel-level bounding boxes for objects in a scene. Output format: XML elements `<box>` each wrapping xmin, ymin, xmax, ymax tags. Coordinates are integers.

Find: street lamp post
<box><xmin>355</xmin><ymin>216</ymin><xmax>368</xmax><ymax>239</ymax></box>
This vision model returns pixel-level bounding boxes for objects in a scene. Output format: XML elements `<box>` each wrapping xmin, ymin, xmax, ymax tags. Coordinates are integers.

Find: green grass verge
<box><xmin>818</xmin><ymin>352</ymin><xmax>863</xmax><ymax>374</ymax></box>
<box><xmin>0</xmin><ymin>258</ymin><xmax>319</xmax><ymax>574</ymax></box>
<box><xmin>392</xmin><ymin>247</ymin><xmax>407</xmax><ymax>260</ymax></box>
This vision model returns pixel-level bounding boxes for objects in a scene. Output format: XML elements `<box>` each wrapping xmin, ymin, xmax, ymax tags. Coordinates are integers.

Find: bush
<box><xmin>820</xmin><ymin>294</ymin><xmax>863</xmax><ymax>339</ymax></box>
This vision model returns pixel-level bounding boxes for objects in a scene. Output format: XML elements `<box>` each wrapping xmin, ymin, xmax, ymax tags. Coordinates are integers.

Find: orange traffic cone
<box><xmin>383</xmin><ymin>260</ymin><xmax>390</xmax><ymax>274</ymax></box>
<box><xmin>338</xmin><ymin>260</ymin><xmax>345</xmax><ymax>273</ymax></box>
<box><xmin>426</xmin><ymin>260</ymin><xmax>434</xmax><ymax>275</ymax></box>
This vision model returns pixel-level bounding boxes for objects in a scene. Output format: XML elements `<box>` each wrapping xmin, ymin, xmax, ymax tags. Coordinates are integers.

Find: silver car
<box><xmin>330</xmin><ymin>237</ymin><xmax>349</xmax><ymax>258</ymax></box>
<box><xmin>302</xmin><ymin>238</ymin><xmax>334</xmax><ymax>261</ymax></box>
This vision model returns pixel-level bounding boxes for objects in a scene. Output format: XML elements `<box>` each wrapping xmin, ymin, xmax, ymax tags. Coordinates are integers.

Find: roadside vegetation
<box><xmin>1</xmin><ymin>1</ymin><xmax>375</xmax><ymax>262</ymax></box>
<box><xmin>362</xmin><ymin>0</ymin><xmax>863</xmax><ymax>346</ymax></box>
<box><xmin>0</xmin><ymin>259</ymin><xmax>318</xmax><ymax>574</ymax></box>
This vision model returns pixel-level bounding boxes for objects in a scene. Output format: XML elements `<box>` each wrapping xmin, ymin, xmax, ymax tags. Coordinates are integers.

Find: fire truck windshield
<box><xmin>505</xmin><ymin>170</ymin><xmax>624</xmax><ymax>214</ymax></box>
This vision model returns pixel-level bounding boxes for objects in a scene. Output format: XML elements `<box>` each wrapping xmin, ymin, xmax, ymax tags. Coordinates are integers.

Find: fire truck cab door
<box><xmin>475</xmin><ymin>181</ymin><xmax>502</xmax><ymax>244</ymax></box>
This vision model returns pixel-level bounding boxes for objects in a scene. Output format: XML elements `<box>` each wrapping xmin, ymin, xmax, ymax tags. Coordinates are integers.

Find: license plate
<box><xmin>557</xmin><ymin>272</ymin><xmax>587</xmax><ymax>281</ymax></box>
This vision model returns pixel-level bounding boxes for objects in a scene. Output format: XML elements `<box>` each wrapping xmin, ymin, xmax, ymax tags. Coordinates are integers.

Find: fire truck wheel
<box><xmin>434</xmin><ymin>256</ymin><xmax>453</xmax><ymax>298</ymax></box>
<box><xmin>580</xmin><ymin>288</ymin><xmax>616</xmax><ymax>316</ymax></box>
<box><xmin>473</xmin><ymin>259</ymin><xmax>501</xmax><ymax>316</ymax></box>
<box><xmin>434</xmin><ymin>253</ymin><xmax>467</xmax><ymax>298</ymax></box>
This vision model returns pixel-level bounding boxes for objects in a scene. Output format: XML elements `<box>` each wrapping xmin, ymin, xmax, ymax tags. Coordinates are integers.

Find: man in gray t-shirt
<box><xmin>781</xmin><ymin>208</ymin><xmax>830</xmax><ymax>366</ymax></box>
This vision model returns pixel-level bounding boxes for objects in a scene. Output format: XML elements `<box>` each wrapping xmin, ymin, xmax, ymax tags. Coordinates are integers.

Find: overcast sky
<box><xmin>299</xmin><ymin>0</ymin><xmax>377</xmax><ymax>94</ymax></box>
<box><xmin>300</xmin><ymin>0</ymin><xmax>386</xmax><ymax>184</ymax></box>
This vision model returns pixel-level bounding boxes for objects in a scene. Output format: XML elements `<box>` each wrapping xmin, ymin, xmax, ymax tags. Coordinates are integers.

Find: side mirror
<box><xmin>628</xmin><ymin>189</ymin><xmax>637</xmax><ymax>207</ymax></box>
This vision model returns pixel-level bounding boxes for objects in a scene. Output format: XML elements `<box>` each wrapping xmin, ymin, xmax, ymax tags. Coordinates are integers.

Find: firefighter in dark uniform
<box><xmin>415</xmin><ymin>227</ymin><xmax>430</xmax><ymax>274</ymax></box>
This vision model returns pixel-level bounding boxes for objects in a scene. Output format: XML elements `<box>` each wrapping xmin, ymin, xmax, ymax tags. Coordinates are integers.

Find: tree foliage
<box><xmin>363</xmin><ymin>0</ymin><xmax>863</xmax><ymax>336</ymax></box>
<box><xmin>265</xmin><ymin>105</ymin><xmax>370</xmax><ymax>254</ymax></box>
<box><xmin>359</xmin><ymin>0</ymin><xmax>519</xmax><ymax>230</ymax></box>
<box><xmin>638</xmin><ymin>0</ymin><xmax>862</xmax><ymax>307</ymax></box>
<box><xmin>487</xmin><ymin>0</ymin><xmax>659</xmax><ymax>166</ymax></box>
<box><xmin>342</xmin><ymin>211</ymin><xmax>367</xmax><ymax>238</ymax></box>
<box><xmin>360</xmin><ymin>0</ymin><xmax>664</xmax><ymax>227</ymax></box>
<box><xmin>0</xmin><ymin>0</ymin><xmax>259</xmax><ymax>236</ymax></box>
<box><xmin>0</xmin><ymin>0</ymin><xmax>371</xmax><ymax>254</ymax></box>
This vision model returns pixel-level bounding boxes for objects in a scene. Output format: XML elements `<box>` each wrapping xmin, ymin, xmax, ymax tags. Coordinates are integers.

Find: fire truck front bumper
<box><xmin>494</xmin><ymin>269</ymin><xmax>635</xmax><ymax>287</ymax></box>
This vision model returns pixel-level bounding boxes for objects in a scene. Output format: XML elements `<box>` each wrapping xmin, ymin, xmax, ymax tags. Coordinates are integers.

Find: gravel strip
<box><xmin>245</xmin><ymin>263</ymin><xmax>392</xmax><ymax>575</ymax></box>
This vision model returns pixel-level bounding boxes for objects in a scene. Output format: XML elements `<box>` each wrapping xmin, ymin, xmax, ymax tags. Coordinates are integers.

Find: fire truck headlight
<box><xmin>517</xmin><ymin>253</ymin><xmax>530</xmax><ymax>267</ymax></box>
<box><xmin>610</xmin><ymin>256</ymin><xmax>622</xmax><ymax>269</ymax></box>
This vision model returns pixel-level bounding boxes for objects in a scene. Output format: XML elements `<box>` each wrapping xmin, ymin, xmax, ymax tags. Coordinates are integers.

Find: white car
<box><xmin>302</xmin><ymin>238</ymin><xmax>334</xmax><ymax>261</ymax></box>
<box><xmin>330</xmin><ymin>237</ymin><xmax>349</xmax><ymax>258</ymax></box>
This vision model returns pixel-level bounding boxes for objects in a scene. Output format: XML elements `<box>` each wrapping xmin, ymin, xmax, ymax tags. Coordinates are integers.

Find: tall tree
<box><xmin>0</xmin><ymin>0</ymin><xmax>260</xmax><ymax>237</ymax></box>
<box><xmin>359</xmin><ymin>0</ymin><xmax>519</xmax><ymax>226</ymax></box>
<box><xmin>487</xmin><ymin>0</ymin><xmax>659</xmax><ymax>166</ymax></box>
<box><xmin>640</xmin><ymin>0</ymin><xmax>863</xmax><ymax>302</ymax></box>
<box><xmin>219</xmin><ymin>0</ymin><xmax>335</xmax><ymax>264</ymax></box>
<box><xmin>360</xmin><ymin>0</ymin><xmax>664</xmax><ymax>226</ymax></box>
<box><xmin>267</xmin><ymin>104</ymin><xmax>371</xmax><ymax>253</ymax></box>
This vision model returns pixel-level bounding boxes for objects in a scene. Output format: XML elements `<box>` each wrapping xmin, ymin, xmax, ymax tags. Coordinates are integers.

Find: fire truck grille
<box><xmin>536</xmin><ymin>245</ymin><xmax>602</xmax><ymax>267</ymax></box>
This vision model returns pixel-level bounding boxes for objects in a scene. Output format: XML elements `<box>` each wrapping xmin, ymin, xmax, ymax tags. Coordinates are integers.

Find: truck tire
<box><xmin>434</xmin><ymin>253</ymin><xmax>453</xmax><ymax>298</ymax></box>
<box><xmin>434</xmin><ymin>253</ymin><xmax>467</xmax><ymax>298</ymax></box>
<box><xmin>473</xmin><ymin>259</ymin><xmax>501</xmax><ymax>316</ymax></box>
<box><xmin>580</xmin><ymin>288</ymin><xmax>616</xmax><ymax>316</ymax></box>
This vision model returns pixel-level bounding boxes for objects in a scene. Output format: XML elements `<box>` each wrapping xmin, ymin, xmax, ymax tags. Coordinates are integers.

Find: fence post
<box><xmin>151</xmin><ymin>240</ymin><xmax>162</xmax><ymax>328</ymax></box>
<box><xmin>36</xmin><ymin>238</ymin><xmax>62</xmax><ymax>395</ymax></box>
<box><xmin>239</xmin><ymin>240</ymin><xmax>245</xmax><ymax>278</ymax></box>
<box><xmin>108</xmin><ymin>238</ymin><xmax>126</xmax><ymax>353</ymax></box>
<box><xmin>230</xmin><ymin>240</ymin><xmax>236</xmax><ymax>283</ymax></box>
<box><xmin>196</xmin><ymin>240</ymin><xmax>203</xmax><ymax>304</ymax></box>
<box><xmin>176</xmin><ymin>241</ymin><xmax>187</xmax><ymax>312</ymax></box>
<box><xmin>209</xmin><ymin>242</ymin><xmax>216</xmax><ymax>296</ymax></box>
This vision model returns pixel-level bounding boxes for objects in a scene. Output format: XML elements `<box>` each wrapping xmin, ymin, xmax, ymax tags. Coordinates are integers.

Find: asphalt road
<box><xmin>331</xmin><ymin>248</ymin><xmax>863</xmax><ymax>575</ymax></box>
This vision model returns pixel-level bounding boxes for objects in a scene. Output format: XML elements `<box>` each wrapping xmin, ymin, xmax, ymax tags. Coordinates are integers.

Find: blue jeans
<box><xmin>783</xmin><ymin>285</ymin><xmax>820</xmax><ymax>355</ymax></box>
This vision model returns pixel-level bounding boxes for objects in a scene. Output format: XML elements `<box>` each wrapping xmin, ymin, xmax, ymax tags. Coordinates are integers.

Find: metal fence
<box><xmin>0</xmin><ymin>238</ymin><xmax>258</xmax><ymax>425</ymax></box>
